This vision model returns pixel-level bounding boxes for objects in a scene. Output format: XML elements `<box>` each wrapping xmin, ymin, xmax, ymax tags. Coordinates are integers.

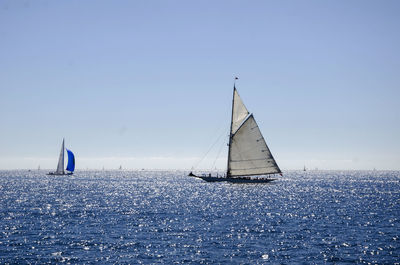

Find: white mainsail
<box><xmin>228</xmin><ymin>88</ymin><xmax>281</xmax><ymax>177</ymax></box>
<box><xmin>55</xmin><ymin>139</ymin><xmax>65</xmax><ymax>174</ymax></box>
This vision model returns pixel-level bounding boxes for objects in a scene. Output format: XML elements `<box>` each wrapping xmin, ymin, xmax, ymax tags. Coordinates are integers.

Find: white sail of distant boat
<box><xmin>56</xmin><ymin>139</ymin><xmax>65</xmax><ymax>174</ymax></box>
<box><xmin>47</xmin><ymin>138</ymin><xmax>75</xmax><ymax>175</ymax></box>
<box><xmin>189</xmin><ymin>79</ymin><xmax>281</xmax><ymax>183</ymax></box>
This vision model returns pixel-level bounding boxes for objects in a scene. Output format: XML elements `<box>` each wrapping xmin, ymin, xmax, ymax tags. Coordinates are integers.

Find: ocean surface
<box><xmin>0</xmin><ymin>170</ymin><xmax>399</xmax><ymax>264</ymax></box>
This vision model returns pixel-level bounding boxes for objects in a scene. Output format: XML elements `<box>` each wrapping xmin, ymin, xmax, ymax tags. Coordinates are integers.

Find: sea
<box><xmin>0</xmin><ymin>170</ymin><xmax>399</xmax><ymax>264</ymax></box>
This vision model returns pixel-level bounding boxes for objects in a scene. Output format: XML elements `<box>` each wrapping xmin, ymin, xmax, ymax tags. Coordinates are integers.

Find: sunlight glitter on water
<box><xmin>0</xmin><ymin>170</ymin><xmax>399</xmax><ymax>263</ymax></box>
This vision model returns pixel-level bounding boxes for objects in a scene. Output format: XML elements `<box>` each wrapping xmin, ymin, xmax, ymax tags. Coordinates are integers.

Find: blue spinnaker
<box><xmin>66</xmin><ymin>149</ymin><xmax>75</xmax><ymax>172</ymax></box>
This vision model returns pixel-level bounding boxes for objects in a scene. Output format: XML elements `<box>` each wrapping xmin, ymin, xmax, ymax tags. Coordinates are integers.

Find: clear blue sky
<box><xmin>1</xmin><ymin>0</ymin><xmax>399</xmax><ymax>170</ymax></box>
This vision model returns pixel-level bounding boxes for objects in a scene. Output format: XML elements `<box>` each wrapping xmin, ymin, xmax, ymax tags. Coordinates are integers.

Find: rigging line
<box><xmin>211</xmin><ymin>135</ymin><xmax>227</xmax><ymax>171</ymax></box>
<box><xmin>192</xmin><ymin>126</ymin><xmax>228</xmax><ymax>170</ymax></box>
<box><xmin>192</xmin><ymin>85</ymin><xmax>232</xmax><ymax>171</ymax></box>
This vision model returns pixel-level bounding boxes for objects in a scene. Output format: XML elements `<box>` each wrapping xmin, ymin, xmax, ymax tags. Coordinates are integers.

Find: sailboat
<box><xmin>189</xmin><ymin>80</ymin><xmax>282</xmax><ymax>183</ymax></box>
<box><xmin>47</xmin><ymin>138</ymin><xmax>75</xmax><ymax>175</ymax></box>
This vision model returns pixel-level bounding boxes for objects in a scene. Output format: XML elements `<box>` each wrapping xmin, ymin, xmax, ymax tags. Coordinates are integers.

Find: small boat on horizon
<box><xmin>189</xmin><ymin>79</ymin><xmax>282</xmax><ymax>183</ymax></box>
<box><xmin>47</xmin><ymin>138</ymin><xmax>75</xmax><ymax>175</ymax></box>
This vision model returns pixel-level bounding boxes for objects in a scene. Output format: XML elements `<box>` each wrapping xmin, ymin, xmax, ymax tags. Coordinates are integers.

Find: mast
<box><xmin>226</xmin><ymin>78</ymin><xmax>237</xmax><ymax>177</ymax></box>
<box><xmin>62</xmin><ymin>139</ymin><xmax>64</xmax><ymax>171</ymax></box>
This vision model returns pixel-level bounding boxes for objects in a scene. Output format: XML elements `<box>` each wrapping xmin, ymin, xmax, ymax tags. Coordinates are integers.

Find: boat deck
<box><xmin>189</xmin><ymin>173</ymin><xmax>275</xmax><ymax>183</ymax></box>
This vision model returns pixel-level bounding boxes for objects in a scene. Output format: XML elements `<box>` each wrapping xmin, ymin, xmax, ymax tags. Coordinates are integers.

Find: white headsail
<box><xmin>228</xmin><ymin>88</ymin><xmax>281</xmax><ymax>177</ymax></box>
<box><xmin>56</xmin><ymin>139</ymin><xmax>65</xmax><ymax>174</ymax></box>
<box><xmin>231</xmin><ymin>89</ymin><xmax>249</xmax><ymax>134</ymax></box>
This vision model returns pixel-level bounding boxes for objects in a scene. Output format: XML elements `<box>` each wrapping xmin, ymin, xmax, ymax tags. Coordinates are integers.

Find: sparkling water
<box><xmin>0</xmin><ymin>170</ymin><xmax>399</xmax><ymax>263</ymax></box>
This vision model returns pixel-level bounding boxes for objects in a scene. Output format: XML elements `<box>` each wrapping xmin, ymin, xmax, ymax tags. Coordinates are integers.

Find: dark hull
<box><xmin>47</xmin><ymin>172</ymin><xmax>73</xmax><ymax>176</ymax></box>
<box><xmin>189</xmin><ymin>173</ymin><xmax>275</xmax><ymax>183</ymax></box>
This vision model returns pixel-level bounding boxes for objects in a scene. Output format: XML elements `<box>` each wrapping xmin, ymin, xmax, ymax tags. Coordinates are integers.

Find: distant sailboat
<box><xmin>189</xmin><ymin>80</ymin><xmax>282</xmax><ymax>183</ymax></box>
<box><xmin>303</xmin><ymin>165</ymin><xmax>306</xmax><ymax>171</ymax></box>
<box><xmin>47</xmin><ymin>139</ymin><xmax>75</xmax><ymax>175</ymax></box>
